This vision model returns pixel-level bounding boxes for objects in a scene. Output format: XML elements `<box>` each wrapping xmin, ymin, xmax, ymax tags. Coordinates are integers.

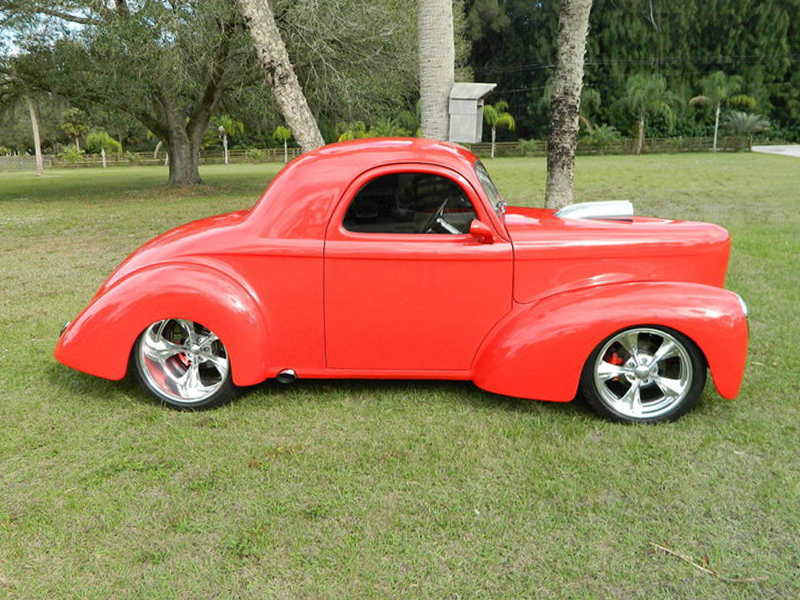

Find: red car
<box><xmin>55</xmin><ymin>138</ymin><xmax>748</xmax><ymax>422</ymax></box>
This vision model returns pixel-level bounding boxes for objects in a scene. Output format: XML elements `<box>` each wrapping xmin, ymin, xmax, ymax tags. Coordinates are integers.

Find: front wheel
<box><xmin>132</xmin><ymin>319</ymin><xmax>237</xmax><ymax>410</ymax></box>
<box><xmin>580</xmin><ymin>326</ymin><xmax>706</xmax><ymax>423</ymax></box>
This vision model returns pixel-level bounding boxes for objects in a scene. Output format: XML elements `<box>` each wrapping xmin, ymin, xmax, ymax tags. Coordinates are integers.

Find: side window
<box><xmin>343</xmin><ymin>172</ymin><xmax>477</xmax><ymax>234</ymax></box>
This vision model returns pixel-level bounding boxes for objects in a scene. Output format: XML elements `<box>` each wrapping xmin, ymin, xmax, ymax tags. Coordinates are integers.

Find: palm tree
<box><xmin>418</xmin><ymin>0</ymin><xmax>454</xmax><ymax>140</ymax></box>
<box><xmin>483</xmin><ymin>101</ymin><xmax>516</xmax><ymax>158</ymax></box>
<box><xmin>689</xmin><ymin>71</ymin><xmax>742</xmax><ymax>151</ymax></box>
<box><xmin>272</xmin><ymin>125</ymin><xmax>292</xmax><ymax>163</ymax></box>
<box><xmin>61</xmin><ymin>108</ymin><xmax>91</xmax><ymax>151</ymax></box>
<box><xmin>544</xmin><ymin>0</ymin><xmax>593</xmax><ymax>209</ymax></box>
<box><xmin>86</xmin><ymin>131</ymin><xmax>122</xmax><ymax>168</ymax></box>
<box><xmin>622</xmin><ymin>74</ymin><xmax>674</xmax><ymax>155</ymax></box>
<box><xmin>216</xmin><ymin>115</ymin><xmax>244</xmax><ymax>165</ymax></box>
<box><xmin>722</xmin><ymin>111</ymin><xmax>769</xmax><ymax>150</ymax></box>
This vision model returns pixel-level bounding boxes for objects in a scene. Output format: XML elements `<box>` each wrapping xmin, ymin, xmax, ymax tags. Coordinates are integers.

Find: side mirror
<box><xmin>469</xmin><ymin>219</ymin><xmax>494</xmax><ymax>244</ymax></box>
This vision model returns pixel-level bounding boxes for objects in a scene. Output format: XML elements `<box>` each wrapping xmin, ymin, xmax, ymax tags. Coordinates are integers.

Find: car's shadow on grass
<box><xmin>47</xmin><ymin>362</ymin><xmax>593</xmax><ymax>420</ymax></box>
<box><xmin>241</xmin><ymin>377</ymin><xmax>594</xmax><ymax>420</ymax></box>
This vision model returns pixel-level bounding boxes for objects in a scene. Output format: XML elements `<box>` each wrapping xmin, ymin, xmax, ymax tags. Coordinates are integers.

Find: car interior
<box><xmin>343</xmin><ymin>172</ymin><xmax>477</xmax><ymax>234</ymax></box>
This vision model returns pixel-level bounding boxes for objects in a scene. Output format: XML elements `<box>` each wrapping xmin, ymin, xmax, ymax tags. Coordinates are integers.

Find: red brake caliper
<box><xmin>607</xmin><ymin>350</ymin><xmax>624</xmax><ymax>381</ymax></box>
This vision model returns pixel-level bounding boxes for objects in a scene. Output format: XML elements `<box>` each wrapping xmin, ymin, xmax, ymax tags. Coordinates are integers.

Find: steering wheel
<box><xmin>418</xmin><ymin>198</ymin><xmax>449</xmax><ymax>233</ymax></box>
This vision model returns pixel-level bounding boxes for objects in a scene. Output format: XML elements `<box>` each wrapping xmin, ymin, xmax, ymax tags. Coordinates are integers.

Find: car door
<box><xmin>324</xmin><ymin>163</ymin><xmax>513</xmax><ymax>371</ymax></box>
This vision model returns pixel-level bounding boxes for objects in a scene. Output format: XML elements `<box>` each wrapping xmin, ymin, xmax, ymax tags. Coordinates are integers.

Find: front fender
<box><xmin>54</xmin><ymin>262</ymin><xmax>270</xmax><ymax>386</ymax></box>
<box><xmin>472</xmin><ymin>282</ymin><xmax>748</xmax><ymax>402</ymax></box>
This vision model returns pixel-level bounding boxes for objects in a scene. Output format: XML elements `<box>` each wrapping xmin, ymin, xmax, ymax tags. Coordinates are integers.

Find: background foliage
<box><xmin>468</xmin><ymin>0</ymin><xmax>800</xmax><ymax>140</ymax></box>
<box><xmin>0</xmin><ymin>0</ymin><xmax>798</xmax><ymax>155</ymax></box>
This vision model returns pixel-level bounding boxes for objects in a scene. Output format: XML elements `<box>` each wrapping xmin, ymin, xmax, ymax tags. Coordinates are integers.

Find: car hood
<box><xmin>505</xmin><ymin>206</ymin><xmax>731</xmax><ymax>303</ymax></box>
<box><xmin>97</xmin><ymin>209</ymin><xmax>251</xmax><ymax>294</ymax></box>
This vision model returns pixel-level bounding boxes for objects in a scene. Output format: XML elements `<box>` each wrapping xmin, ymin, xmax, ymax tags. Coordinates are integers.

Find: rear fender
<box><xmin>54</xmin><ymin>262</ymin><xmax>270</xmax><ymax>386</ymax></box>
<box><xmin>472</xmin><ymin>282</ymin><xmax>748</xmax><ymax>402</ymax></box>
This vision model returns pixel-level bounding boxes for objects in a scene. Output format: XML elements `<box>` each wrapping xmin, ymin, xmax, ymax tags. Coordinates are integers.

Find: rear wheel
<box><xmin>580</xmin><ymin>326</ymin><xmax>705</xmax><ymax>423</ymax></box>
<box><xmin>132</xmin><ymin>319</ymin><xmax>236</xmax><ymax>410</ymax></box>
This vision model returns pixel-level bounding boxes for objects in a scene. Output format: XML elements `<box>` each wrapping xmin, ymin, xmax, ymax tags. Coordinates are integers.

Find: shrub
<box><xmin>60</xmin><ymin>145</ymin><xmax>85</xmax><ymax>164</ymax></box>
<box><xmin>586</xmin><ymin>125</ymin><xmax>621</xmax><ymax>154</ymax></box>
<box><xmin>518</xmin><ymin>139</ymin><xmax>543</xmax><ymax>156</ymax></box>
<box><xmin>246</xmin><ymin>148</ymin><xmax>266</xmax><ymax>163</ymax></box>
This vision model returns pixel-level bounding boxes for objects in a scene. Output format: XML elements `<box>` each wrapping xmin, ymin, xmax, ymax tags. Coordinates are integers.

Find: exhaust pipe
<box><xmin>276</xmin><ymin>369</ymin><xmax>297</xmax><ymax>384</ymax></box>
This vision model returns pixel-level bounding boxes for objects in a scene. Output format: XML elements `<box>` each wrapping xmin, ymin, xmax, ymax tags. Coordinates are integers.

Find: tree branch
<box><xmin>0</xmin><ymin>0</ymin><xmax>103</xmax><ymax>25</ymax></box>
<box><xmin>38</xmin><ymin>7</ymin><xmax>99</xmax><ymax>25</ymax></box>
<box><xmin>650</xmin><ymin>543</ymin><xmax>768</xmax><ymax>584</ymax></box>
<box><xmin>186</xmin><ymin>19</ymin><xmax>234</xmax><ymax>143</ymax></box>
<box><xmin>133</xmin><ymin>105</ymin><xmax>169</xmax><ymax>141</ymax></box>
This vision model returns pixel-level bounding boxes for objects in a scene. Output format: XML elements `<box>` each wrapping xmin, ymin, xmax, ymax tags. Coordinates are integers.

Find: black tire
<box><xmin>131</xmin><ymin>319</ymin><xmax>238</xmax><ymax>410</ymax></box>
<box><xmin>580</xmin><ymin>326</ymin><xmax>706</xmax><ymax>423</ymax></box>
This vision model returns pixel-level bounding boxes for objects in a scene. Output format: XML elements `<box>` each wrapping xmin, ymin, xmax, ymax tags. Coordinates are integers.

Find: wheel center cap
<box><xmin>189</xmin><ymin>344</ymin><xmax>201</xmax><ymax>354</ymax></box>
<box><xmin>634</xmin><ymin>365</ymin><xmax>651</xmax><ymax>379</ymax></box>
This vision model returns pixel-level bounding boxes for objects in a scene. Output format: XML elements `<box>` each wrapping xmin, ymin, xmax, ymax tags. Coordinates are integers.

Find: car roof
<box><xmin>306</xmin><ymin>137</ymin><xmax>478</xmax><ymax>166</ymax></box>
<box><xmin>250</xmin><ymin>138</ymin><xmax>482</xmax><ymax>240</ymax></box>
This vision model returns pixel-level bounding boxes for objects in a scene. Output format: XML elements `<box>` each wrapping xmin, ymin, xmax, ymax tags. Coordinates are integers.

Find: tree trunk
<box><xmin>635</xmin><ymin>113</ymin><xmax>645</xmax><ymax>155</ymax></box>
<box><xmin>491</xmin><ymin>126</ymin><xmax>497</xmax><ymax>158</ymax></box>
<box><xmin>154</xmin><ymin>140</ymin><xmax>163</xmax><ymax>159</ymax></box>
<box><xmin>223</xmin><ymin>133</ymin><xmax>229</xmax><ymax>165</ymax></box>
<box><xmin>75</xmin><ymin>137</ymin><xmax>81</xmax><ymax>152</ymax></box>
<box><xmin>713</xmin><ymin>103</ymin><xmax>720</xmax><ymax>151</ymax></box>
<box><xmin>418</xmin><ymin>0</ymin><xmax>454</xmax><ymax>141</ymax></box>
<box><xmin>283</xmin><ymin>139</ymin><xmax>288</xmax><ymax>163</ymax></box>
<box><xmin>167</xmin><ymin>126</ymin><xmax>202</xmax><ymax>185</ymax></box>
<box><xmin>544</xmin><ymin>0</ymin><xmax>593</xmax><ymax>209</ymax></box>
<box><xmin>237</xmin><ymin>0</ymin><xmax>325</xmax><ymax>153</ymax></box>
<box><xmin>25</xmin><ymin>96</ymin><xmax>44</xmax><ymax>177</ymax></box>
<box><xmin>101</xmin><ymin>147</ymin><xmax>107</xmax><ymax>168</ymax></box>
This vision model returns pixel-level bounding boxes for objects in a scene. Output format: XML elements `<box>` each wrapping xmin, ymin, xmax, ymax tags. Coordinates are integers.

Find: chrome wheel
<box><xmin>590</xmin><ymin>327</ymin><xmax>697</xmax><ymax>421</ymax></box>
<box><xmin>136</xmin><ymin>319</ymin><xmax>229</xmax><ymax>406</ymax></box>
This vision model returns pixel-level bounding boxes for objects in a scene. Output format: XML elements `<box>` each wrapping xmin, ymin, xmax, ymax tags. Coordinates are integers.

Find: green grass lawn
<box><xmin>1</xmin><ymin>154</ymin><xmax>798</xmax><ymax>599</ymax></box>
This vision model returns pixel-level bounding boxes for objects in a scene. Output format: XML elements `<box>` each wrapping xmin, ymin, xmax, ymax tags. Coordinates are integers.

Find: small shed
<box><xmin>448</xmin><ymin>83</ymin><xmax>497</xmax><ymax>144</ymax></box>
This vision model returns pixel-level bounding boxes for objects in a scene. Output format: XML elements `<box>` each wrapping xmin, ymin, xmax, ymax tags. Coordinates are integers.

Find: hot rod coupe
<box><xmin>55</xmin><ymin>138</ymin><xmax>748</xmax><ymax>422</ymax></box>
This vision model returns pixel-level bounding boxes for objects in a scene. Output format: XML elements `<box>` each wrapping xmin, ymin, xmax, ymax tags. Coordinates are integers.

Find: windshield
<box><xmin>474</xmin><ymin>160</ymin><xmax>506</xmax><ymax>219</ymax></box>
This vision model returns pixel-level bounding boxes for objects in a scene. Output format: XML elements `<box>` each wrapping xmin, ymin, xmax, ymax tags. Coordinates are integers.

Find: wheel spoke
<box><xmin>205</xmin><ymin>353</ymin><xmax>228</xmax><ymax>377</ymax></box>
<box><xmin>156</xmin><ymin>319</ymin><xmax>169</xmax><ymax>339</ymax></box>
<box><xmin>617</xmin><ymin>331</ymin><xmax>640</xmax><ymax>360</ymax></box>
<box><xmin>652</xmin><ymin>374</ymin><xmax>685</xmax><ymax>399</ymax></box>
<box><xmin>651</xmin><ymin>338</ymin><xmax>678</xmax><ymax>365</ymax></box>
<box><xmin>201</xmin><ymin>332</ymin><xmax>219</xmax><ymax>346</ymax></box>
<box><xmin>176</xmin><ymin>362</ymin><xmax>202</xmax><ymax>398</ymax></box>
<box><xmin>619</xmin><ymin>381</ymin><xmax>643</xmax><ymax>416</ymax></box>
<box><xmin>175</xmin><ymin>319</ymin><xmax>197</xmax><ymax>344</ymax></box>
<box><xmin>142</xmin><ymin>331</ymin><xmax>184</xmax><ymax>365</ymax></box>
<box><xmin>597</xmin><ymin>361</ymin><xmax>626</xmax><ymax>381</ymax></box>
